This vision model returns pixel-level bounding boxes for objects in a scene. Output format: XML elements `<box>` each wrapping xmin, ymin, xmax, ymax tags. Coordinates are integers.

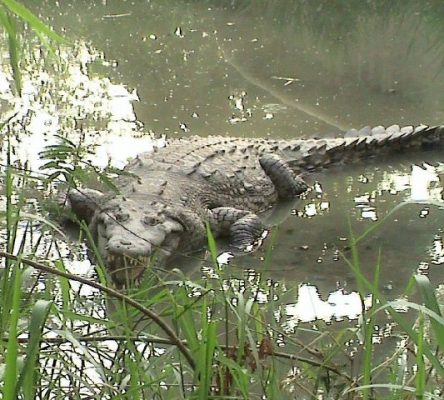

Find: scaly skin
<box><xmin>67</xmin><ymin>124</ymin><xmax>444</xmax><ymax>284</ymax></box>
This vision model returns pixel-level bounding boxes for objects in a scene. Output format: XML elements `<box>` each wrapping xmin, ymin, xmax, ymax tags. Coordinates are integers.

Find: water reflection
<box><xmin>379</xmin><ymin>164</ymin><xmax>443</xmax><ymax>202</ymax></box>
<box><xmin>429</xmin><ymin>235</ymin><xmax>444</xmax><ymax>265</ymax></box>
<box><xmin>283</xmin><ymin>285</ymin><xmax>371</xmax><ymax>329</ymax></box>
<box><xmin>0</xmin><ymin>40</ymin><xmax>160</xmax><ymax>170</ymax></box>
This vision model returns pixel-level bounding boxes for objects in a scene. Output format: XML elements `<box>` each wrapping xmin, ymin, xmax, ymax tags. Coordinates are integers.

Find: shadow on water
<box><xmin>2</xmin><ymin>0</ymin><xmax>444</xmax><ymax>322</ymax></box>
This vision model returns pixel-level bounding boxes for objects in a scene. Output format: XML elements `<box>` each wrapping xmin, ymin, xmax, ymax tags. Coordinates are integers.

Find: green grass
<box><xmin>1</xmin><ymin>141</ymin><xmax>443</xmax><ymax>398</ymax></box>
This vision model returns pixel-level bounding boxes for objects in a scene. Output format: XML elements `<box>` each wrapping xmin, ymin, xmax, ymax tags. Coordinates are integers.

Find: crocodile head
<box><xmin>89</xmin><ymin>197</ymin><xmax>185</xmax><ymax>285</ymax></box>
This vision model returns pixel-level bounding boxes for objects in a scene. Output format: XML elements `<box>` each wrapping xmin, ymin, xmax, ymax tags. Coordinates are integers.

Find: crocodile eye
<box><xmin>143</xmin><ymin>216</ymin><xmax>161</xmax><ymax>226</ymax></box>
<box><xmin>115</xmin><ymin>212</ymin><xmax>129</xmax><ymax>222</ymax></box>
<box><xmin>96</xmin><ymin>211</ymin><xmax>111</xmax><ymax>223</ymax></box>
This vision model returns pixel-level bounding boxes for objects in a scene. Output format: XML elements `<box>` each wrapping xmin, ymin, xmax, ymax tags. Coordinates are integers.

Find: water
<box><xmin>2</xmin><ymin>0</ymin><xmax>444</xmax><ymax>322</ymax></box>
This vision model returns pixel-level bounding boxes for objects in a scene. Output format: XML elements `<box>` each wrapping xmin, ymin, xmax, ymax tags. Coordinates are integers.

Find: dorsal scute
<box><xmin>143</xmin><ymin>124</ymin><xmax>442</xmax><ymax>175</ymax></box>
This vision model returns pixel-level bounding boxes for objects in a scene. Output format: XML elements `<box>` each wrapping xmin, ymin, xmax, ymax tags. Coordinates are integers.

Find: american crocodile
<box><xmin>66</xmin><ymin>124</ymin><xmax>443</xmax><ymax>284</ymax></box>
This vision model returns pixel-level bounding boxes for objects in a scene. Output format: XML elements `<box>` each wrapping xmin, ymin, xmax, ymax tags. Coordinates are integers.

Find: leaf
<box><xmin>98</xmin><ymin>173</ymin><xmax>119</xmax><ymax>193</ymax></box>
<box><xmin>206</xmin><ymin>222</ymin><xmax>218</xmax><ymax>267</ymax></box>
<box><xmin>2</xmin><ymin>266</ymin><xmax>22</xmax><ymax>400</ymax></box>
<box><xmin>16</xmin><ymin>300</ymin><xmax>52</xmax><ymax>400</ymax></box>
<box><xmin>2</xmin><ymin>0</ymin><xmax>66</xmax><ymax>43</ymax></box>
<box><xmin>0</xmin><ymin>8</ymin><xmax>22</xmax><ymax>95</ymax></box>
<box><xmin>414</xmin><ymin>274</ymin><xmax>444</xmax><ymax>350</ymax></box>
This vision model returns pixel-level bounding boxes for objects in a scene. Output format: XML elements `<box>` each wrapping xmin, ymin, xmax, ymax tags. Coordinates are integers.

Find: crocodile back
<box><xmin>274</xmin><ymin>124</ymin><xmax>443</xmax><ymax>172</ymax></box>
<box><xmin>163</xmin><ymin>124</ymin><xmax>443</xmax><ymax>173</ymax></box>
<box><xmin>119</xmin><ymin>124</ymin><xmax>443</xmax><ymax>212</ymax></box>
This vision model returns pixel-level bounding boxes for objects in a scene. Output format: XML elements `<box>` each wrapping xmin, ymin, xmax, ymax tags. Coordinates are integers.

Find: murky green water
<box><xmin>2</xmin><ymin>0</ymin><xmax>444</xmax><ymax>323</ymax></box>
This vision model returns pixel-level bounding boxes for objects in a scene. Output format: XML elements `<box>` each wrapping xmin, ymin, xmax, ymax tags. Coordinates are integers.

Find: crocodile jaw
<box><xmin>106</xmin><ymin>253</ymin><xmax>151</xmax><ymax>285</ymax></box>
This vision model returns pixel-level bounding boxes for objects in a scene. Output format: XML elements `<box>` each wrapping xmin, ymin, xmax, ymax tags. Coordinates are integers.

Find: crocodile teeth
<box><xmin>107</xmin><ymin>254</ymin><xmax>149</xmax><ymax>266</ymax></box>
<box><xmin>106</xmin><ymin>254</ymin><xmax>150</xmax><ymax>283</ymax></box>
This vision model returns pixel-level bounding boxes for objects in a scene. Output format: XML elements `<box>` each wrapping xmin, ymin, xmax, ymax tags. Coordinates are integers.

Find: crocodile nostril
<box><xmin>120</xmin><ymin>240</ymin><xmax>132</xmax><ymax>246</ymax></box>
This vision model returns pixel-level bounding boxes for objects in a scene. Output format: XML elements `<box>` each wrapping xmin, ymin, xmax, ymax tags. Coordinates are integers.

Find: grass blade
<box><xmin>415</xmin><ymin>315</ymin><xmax>425</xmax><ymax>398</ymax></box>
<box><xmin>2</xmin><ymin>0</ymin><xmax>66</xmax><ymax>43</ymax></box>
<box><xmin>2</xmin><ymin>263</ymin><xmax>22</xmax><ymax>400</ymax></box>
<box><xmin>0</xmin><ymin>8</ymin><xmax>21</xmax><ymax>95</ymax></box>
<box><xmin>343</xmin><ymin>231</ymin><xmax>444</xmax><ymax>377</ymax></box>
<box><xmin>17</xmin><ymin>300</ymin><xmax>52</xmax><ymax>400</ymax></box>
<box><xmin>414</xmin><ymin>274</ymin><xmax>444</xmax><ymax>351</ymax></box>
<box><xmin>362</xmin><ymin>254</ymin><xmax>381</xmax><ymax>400</ymax></box>
<box><xmin>196</xmin><ymin>299</ymin><xmax>217</xmax><ymax>399</ymax></box>
<box><xmin>206</xmin><ymin>222</ymin><xmax>219</xmax><ymax>267</ymax></box>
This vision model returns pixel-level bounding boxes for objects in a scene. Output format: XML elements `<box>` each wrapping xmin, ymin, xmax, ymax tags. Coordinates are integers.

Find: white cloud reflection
<box><xmin>377</xmin><ymin>164</ymin><xmax>442</xmax><ymax>203</ymax></box>
<box><xmin>284</xmin><ymin>284</ymin><xmax>371</xmax><ymax>330</ymax></box>
<box><xmin>1</xmin><ymin>40</ymin><xmax>162</xmax><ymax>170</ymax></box>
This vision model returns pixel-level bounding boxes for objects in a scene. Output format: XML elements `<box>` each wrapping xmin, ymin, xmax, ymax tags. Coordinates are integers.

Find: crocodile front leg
<box><xmin>259</xmin><ymin>154</ymin><xmax>308</xmax><ymax>198</ymax></box>
<box><xmin>209</xmin><ymin>207</ymin><xmax>266</xmax><ymax>253</ymax></box>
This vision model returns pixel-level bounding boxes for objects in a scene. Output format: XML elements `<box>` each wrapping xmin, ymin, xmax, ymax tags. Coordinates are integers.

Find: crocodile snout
<box><xmin>105</xmin><ymin>237</ymin><xmax>153</xmax><ymax>284</ymax></box>
<box><xmin>107</xmin><ymin>237</ymin><xmax>152</xmax><ymax>256</ymax></box>
<box><xmin>92</xmin><ymin>210</ymin><xmax>184</xmax><ymax>285</ymax></box>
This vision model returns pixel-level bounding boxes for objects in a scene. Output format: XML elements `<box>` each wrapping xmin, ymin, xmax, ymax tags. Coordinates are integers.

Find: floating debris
<box><xmin>179</xmin><ymin>122</ymin><xmax>189</xmax><ymax>133</ymax></box>
<box><xmin>174</xmin><ymin>26</ymin><xmax>184</xmax><ymax>38</ymax></box>
<box><xmin>419</xmin><ymin>207</ymin><xmax>429</xmax><ymax>218</ymax></box>
<box><xmin>271</xmin><ymin>75</ymin><xmax>301</xmax><ymax>86</ymax></box>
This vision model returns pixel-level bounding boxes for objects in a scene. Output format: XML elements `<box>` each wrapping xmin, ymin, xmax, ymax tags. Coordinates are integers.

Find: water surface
<box><xmin>2</xmin><ymin>0</ymin><xmax>444</xmax><ymax>323</ymax></box>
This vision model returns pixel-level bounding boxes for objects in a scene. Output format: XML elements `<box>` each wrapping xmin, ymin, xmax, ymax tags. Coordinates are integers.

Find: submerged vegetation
<box><xmin>1</xmin><ymin>1</ymin><xmax>444</xmax><ymax>399</ymax></box>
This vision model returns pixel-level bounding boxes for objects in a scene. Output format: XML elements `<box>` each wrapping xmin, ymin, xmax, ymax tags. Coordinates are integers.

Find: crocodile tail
<box><xmin>284</xmin><ymin>124</ymin><xmax>444</xmax><ymax>172</ymax></box>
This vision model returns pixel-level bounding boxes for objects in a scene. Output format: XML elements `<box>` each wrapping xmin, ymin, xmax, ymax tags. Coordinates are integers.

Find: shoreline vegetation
<box><xmin>1</xmin><ymin>1</ymin><xmax>443</xmax><ymax>398</ymax></box>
